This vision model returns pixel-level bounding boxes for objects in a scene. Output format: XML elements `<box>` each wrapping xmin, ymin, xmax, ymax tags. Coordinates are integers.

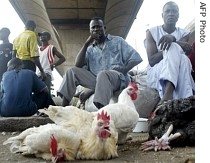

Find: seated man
<box><xmin>58</xmin><ymin>17</ymin><xmax>142</xmax><ymax>108</ymax></box>
<box><xmin>0</xmin><ymin>58</ymin><xmax>55</xmax><ymax>117</ymax></box>
<box><xmin>146</xmin><ymin>1</ymin><xmax>195</xmax><ymax>104</ymax></box>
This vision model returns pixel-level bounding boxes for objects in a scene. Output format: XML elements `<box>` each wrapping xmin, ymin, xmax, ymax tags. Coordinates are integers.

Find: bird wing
<box><xmin>39</xmin><ymin>105</ymin><xmax>95</xmax><ymax>138</ymax></box>
<box><xmin>97</xmin><ymin>103</ymin><xmax>139</xmax><ymax>132</ymax></box>
<box><xmin>3</xmin><ymin>123</ymin><xmax>81</xmax><ymax>160</ymax></box>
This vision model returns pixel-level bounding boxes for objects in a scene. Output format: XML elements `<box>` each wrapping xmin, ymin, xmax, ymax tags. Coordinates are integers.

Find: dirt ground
<box><xmin>0</xmin><ymin>132</ymin><xmax>195</xmax><ymax>163</ymax></box>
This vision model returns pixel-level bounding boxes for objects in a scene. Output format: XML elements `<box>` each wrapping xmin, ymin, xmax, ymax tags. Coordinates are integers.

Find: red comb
<box><xmin>128</xmin><ymin>82</ymin><xmax>138</xmax><ymax>91</ymax></box>
<box><xmin>50</xmin><ymin>134</ymin><xmax>57</xmax><ymax>156</ymax></box>
<box><xmin>97</xmin><ymin>110</ymin><xmax>110</xmax><ymax>122</ymax></box>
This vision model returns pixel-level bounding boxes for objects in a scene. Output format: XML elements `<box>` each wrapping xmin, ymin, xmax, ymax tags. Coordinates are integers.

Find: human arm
<box><xmin>32</xmin><ymin>73</ymin><xmax>50</xmax><ymax>94</ymax></box>
<box><xmin>75</xmin><ymin>35</ymin><xmax>96</xmax><ymax>67</ymax></box>
<box><xmin>12</xmin><ymin>50</ymin><xmax>17</xmax><ymax>58</ymax></box>
<box><xmin>175</xmin><ymin>33</ymin><xmax>193</xmax><ymax>55</ymax></box>
<box><xmin>50</xmin><ymin>47</ymin><xmax>66</xmax><ymax>70</ymax></box>
<box><xmin>33</xmin><ymin>56</ymin><xmax>47</xmax><ymax>80</ymax></box>
<box><xmin>146</xmin><ymin>30</ymin><xmax>164</xmax><ymax>67</ymax></box>
<box><xmin>29</xmin><ymin>33</ymin><xmax>47</xmax><ymax>80</ymax></box>
<box><xmin>158</xmin><ymin>31</ymin><xmax>192</xmax><ymax>55</ymax></box>
<box><xmin>112</xmin><ymin>37</ymin><xmax>142</xmax><ymax>73</ymax></box>
<box><xmin>12</xmin><ymin>40</ymin><xmax>17</xmax><ymax>58</ymax></box>
<box><xmin>112</xmin><ymin>60</ymin><xmax>140</xmax><ymax>74</ymax></box>
<box><xmin>40</xmin><ymin>86</ymin><xmax>49</xmax><ymax>93</ymax></box>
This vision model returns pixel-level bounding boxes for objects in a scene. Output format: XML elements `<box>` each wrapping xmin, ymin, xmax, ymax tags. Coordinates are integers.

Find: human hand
<box><xmin>158</xmin><ymin>34</ymin><xmax>176</xmax><ymax>51</ymax></box>
<box><xmin>40</xmin><ymin>71</ymin><xmax>47</xmax><ymax>81</ymax></box>
<box><xmin>128</xmin><ymin>71</ymin><xmax>135</xmax><ymax>76</ymax></box>
<box><xmin>85</xmin><ymin>35</ymin><xmax>96</xmax><ymax>45</ymax></box>
<box><xmin>50</xmin><ymin>64</ymin><xmax>55</xmax><ymax>70</ymax></box>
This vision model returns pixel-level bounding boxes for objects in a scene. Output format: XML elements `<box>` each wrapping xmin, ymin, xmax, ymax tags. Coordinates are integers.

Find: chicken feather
<box><xmin>76</xmin><ymin>116</ymin><xmax>118</xmax><ymax>160</ymax></box>
<box><xmin>3</xmin><ymin>123</ymin><xmax>81</xmax><ymax>161</ymax></box>
<box><xmin>5</xmin><ymin>107</ymin><xmax>119</xmax><ymax>161</ymax></box>
<box><xmin>39</xmin><ymin>105</ymin><xmax>94</xmax><ymax>139</ymax></box>
<box><xmin>94</xmin><ymin>82</ymin><xmax>139</xmax><ymax>144</ymax></box>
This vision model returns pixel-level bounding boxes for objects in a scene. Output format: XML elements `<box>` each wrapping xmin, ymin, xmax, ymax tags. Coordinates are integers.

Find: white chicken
<box><xmin>41</xmin><ymin>82</ymin><xmax>139</xmax><ymax>145</ymax></box>
<box><xmin>3</xmin><ymin>110</ymin><xmax>118</xmax><ymax>161</ymax></box>
<box><xmin>39</xmin><ymin>105</ymin><xmax>94</xmax><ymax>139</ymax></box>
<box><xmin>94</xmin><ymin>82</ymin><xmax>139</xmax><ymax>144</ymax></box>
<box><xmin>76</xmin><ymin>110</ymin><xmax>118</xmax><ymax>160</ymax></box>
<box><xmin>40</xmin><ymin>106</ymin><xmax>119</xmax><ymax>159</ymax></box>
<box><xmin>3</xmin><ymin>123</ymin><xmax>81</xmax><ymax>161</ymax></box>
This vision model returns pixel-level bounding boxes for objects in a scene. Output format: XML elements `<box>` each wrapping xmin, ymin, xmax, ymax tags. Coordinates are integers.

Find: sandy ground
<box><xmin>0</xmin><ymin>132</ymin><xmax>195</xmax><ymax>163</ymax></box>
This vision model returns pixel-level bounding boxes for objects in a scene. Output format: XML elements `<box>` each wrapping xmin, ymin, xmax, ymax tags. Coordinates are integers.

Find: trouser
<box><xmin>39</xmin><ymin>73</ymin><xmax>52</xmax><ymax>95</ymax></box>
<box><xmin>147</xmin><ymin>43</ymin><xmax>195</xmax><ymax>99</ymax></box>
<box><xmin>32</xmin><ymin>91</ymin><xmax>56</xmax><ymax>109</ymax></box>
<box><xmin>58</xmin><ymin>67</ymin><xmax>121</xmax><ymax>106</ymax></box>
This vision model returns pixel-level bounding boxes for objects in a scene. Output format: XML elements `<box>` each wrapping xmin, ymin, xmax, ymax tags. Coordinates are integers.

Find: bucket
<box><xmin>133</xmin><ymin>118</ymin><xmax>148</xmax><ymax>133</ymax></box>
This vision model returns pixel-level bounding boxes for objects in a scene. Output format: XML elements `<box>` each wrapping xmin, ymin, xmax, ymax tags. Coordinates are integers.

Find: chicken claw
<box><xmin>140</xmin><ymin>124</ymin><xmax>181</xmax><ymax>152</ymax></box>
<box><xmin>140</xmin><ymin>136</ymin><xmax>171</xmax><ymax>152</ymax></box>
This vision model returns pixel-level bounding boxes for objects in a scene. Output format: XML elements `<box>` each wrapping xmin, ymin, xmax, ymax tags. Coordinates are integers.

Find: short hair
<box><xmin>0</xmin><ymin>27</ymin><xmax>10</xmax><ymax>35</ymax></box>
<box><xmin>163</xmin><ymin>1</ymin><xmax>179</xmax><ymax>11</ymax></box>
<box><xmin>25</xmin><ymin>20</ymin><xmax>36</xmax><ymax>29</ymax></box>
<box><xmin>7</xmin><ymin>58</ymin><xmax>23</xmax><ymax>70</ymax></box>
<box><xmin>91</xmin><ymin>17</ymin><xmax>104</xmax><ymax>22</ymax></box>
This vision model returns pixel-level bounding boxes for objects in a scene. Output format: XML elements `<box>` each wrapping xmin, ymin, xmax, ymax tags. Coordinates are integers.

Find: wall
<box><xmin>54</xmin><ymin>24</ymin><xmax>90</xmax><ymax>74</ymax></box>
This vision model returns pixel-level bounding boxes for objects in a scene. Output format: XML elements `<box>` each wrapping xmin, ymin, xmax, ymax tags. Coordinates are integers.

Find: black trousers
<box><xmin>32</xmin><ymin>92</ymin><xmax>56</xmax><ymax>109</ymax></box>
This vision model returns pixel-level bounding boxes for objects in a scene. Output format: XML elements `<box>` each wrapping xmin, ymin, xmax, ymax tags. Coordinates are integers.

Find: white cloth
<box><xmin>147</xmin><ymin>26</ymin><xmax>195</xmax><ymax>99</ymax></box>
<box><xmin>149</xmin><ymin>26</ymin><xmax>190</xmax><ymax>51</ymax></box>
<box><xmin>36</xmin><ymin>44</ymin><xmax>54</xmax><ymax>76</ymax></box>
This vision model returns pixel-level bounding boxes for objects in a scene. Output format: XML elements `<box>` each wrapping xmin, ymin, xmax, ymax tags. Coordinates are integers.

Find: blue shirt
<box><xmin>86</xmin><ymin>34</ymin><xmax>142</xmax><ymax>75</ymax></box>
<box><xmin>86</xmin><ymin>34</ymin><xmax>142</xmax><ymax>89</ymax></box>
<box><xmin>0</xmin><ymin>69</ymin><xmax>46</xmax><ymax>116</ymax></box>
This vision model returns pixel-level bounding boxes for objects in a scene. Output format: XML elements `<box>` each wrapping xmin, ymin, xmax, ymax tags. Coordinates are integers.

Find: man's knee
<box><xmin>97</xmin><ymin>70</ymin><xmax>117</xmax><ymax>80</ymax></box>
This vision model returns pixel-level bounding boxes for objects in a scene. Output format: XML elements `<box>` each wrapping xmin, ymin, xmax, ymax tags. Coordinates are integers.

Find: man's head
<box><xmin>7</xmin><ymin>58</ymin><xmax>23</xmax><ymax>71</ymax></box>
<box><xmin>89</xmin><ymin>17</ymin><xmax>106</xmax><ymax>42</ymax></box>
<box><xmin>0</xmin><ymin>27</ymin><xmax>10</xmax><ymax>40</ymax></box>
<box><xmin>38</xmin><ymin>31</ymin><xmax>51</xmax><ymax>42</ymax></box>
<box><xmin>162</xmin><ymin>1</ymin><xmax>179</xmax><ymax>26</ymax></box>
<box><xmin>25</xmin><ymin>20</ymin><xmax>36</xmax><ymax>31</ymax></box>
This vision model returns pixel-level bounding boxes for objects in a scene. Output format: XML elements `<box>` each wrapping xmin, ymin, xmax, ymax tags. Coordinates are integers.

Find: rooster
<box><xmin>76</xmin><ymin>110</ymin><xmax>118</xmax><ymax>160</ymax></box>
<box><xmin>48</xmin><ymin>110</ymin><xmax>118</xmax><ymax>160</ymax></box>
<box><xmin>41</xmin><ymin>82</ymin><xmax>139</xmax><ymax>145</ymax></box>
<box><xmin>4</xmin><ymin>110</ymin><xmax>118</xmax><ymax>161</ymax></box>
<box><xmin>3</xmin><ymin>123</ymin><xmax>81</xmax><ymax>161</ymax></box>
<box><xmin>94</xmin><ymin>82</ymin><xmax>139</xmax><ymax>144</ymax></box>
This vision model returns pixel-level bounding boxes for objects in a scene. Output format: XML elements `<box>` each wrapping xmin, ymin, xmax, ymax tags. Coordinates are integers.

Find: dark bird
<box><xmin>141</xmin><ymin>95</ymin><xmax>195</xmax><ymax>151</ymax></box>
